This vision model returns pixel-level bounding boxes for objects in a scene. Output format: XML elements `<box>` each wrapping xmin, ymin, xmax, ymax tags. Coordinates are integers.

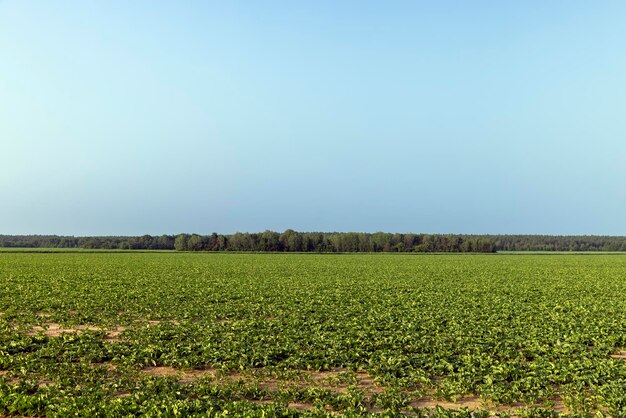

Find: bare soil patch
<box><xmin>0</xmin><ymin>371</ymin><xmax>18</xmax><ymax>384</ymax></box>
<box><xmin>138</xmin><ymin>366</ymin><xmax>383</xmax><ymax>397</ymax></box>
<box><xmin>611</xmin><ymin>350</ymin><xmax>626</xmax><ymax>360</ymax></box>
<box><xmin>412</xmin><ymin>396</ymin><xmax>484</xmax><ymax>410</ymax></box>
<box><xmin>288</xmin><ymin>402</ymin><xmax>315</xmax><ymax>411</ymax></box>
<box><xmin>304</xmin><ymin>368</ymin><xmax>383</xmax><ymax>395</ymax></box>
<box><xmin>142</xmin><ymin>366</ymin><xmax>216</xmax><ymax>383</ymax></box>
<box><xmin>26</xmin><ymin>323</ymin><xmax>126</xmax><ymax>340</ymax></box>
<box><xmin>25</xmin><ymin>318</ymin><xmax>187</xmax><ymax>341</ymax></box>
<box><xmin>551</xmin><ymin>398</ymin><xmax>570</xmax><ymax>414</ymax></box>
<box><xmin>0</xmin><ymin>370</ymin><xmax>51</xmax><ymax>386</ymax></box>
<box><xmin>250</xmin><ymin>400</ymin><xmax>274</xmax><ymax>406</ymax></box>
<box><xmin>142</xmin><ymin>366</ymin><xmax>180</xmax><ymax>378</ymax></box>
<box><xmin>355</xmin><ymin>371</ymin><xmax>384</xmax><ymax>394</ymax></box>
<box><xmin>37</xmin><ymin>379</ymin><xmax>52</xmax><ymax>388</ymax></box>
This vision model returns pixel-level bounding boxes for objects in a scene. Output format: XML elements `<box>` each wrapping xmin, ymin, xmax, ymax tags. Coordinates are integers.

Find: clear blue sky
<box><xmin>2</xmin><ymin>1</ymin><xmax>626</xmax><ymax>236</ymax></box>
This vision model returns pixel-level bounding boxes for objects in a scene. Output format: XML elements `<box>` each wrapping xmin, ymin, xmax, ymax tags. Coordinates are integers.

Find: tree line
<box><xmin>3</xmin><ymin>232</ymin><xmax>626</xmax><ymax>252</ymax></box>
<box><xmin>0</xmin><ymin>235</ymin><xmax>175</xmax><ymax>250</ymax></box>
<box><xmin>0</xmin><ymin>232</ymin><xmax>498</xmax><ymax>252</ymax></box>
<box><xmin>173</xmin><ymin>231</ymin><xmax>497</xmax><ymax>252</ymax></box>
<box><xmin>492</xmin><ymin>235</ymin><xmax>626</xmax><ymax>252</ymax></box>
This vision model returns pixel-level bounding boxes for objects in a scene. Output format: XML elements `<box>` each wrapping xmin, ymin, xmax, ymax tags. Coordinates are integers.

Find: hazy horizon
<box><xmin>2</xmin><ymin>1</ymin><xmax>626</xmax><ymax>236</ymax></box>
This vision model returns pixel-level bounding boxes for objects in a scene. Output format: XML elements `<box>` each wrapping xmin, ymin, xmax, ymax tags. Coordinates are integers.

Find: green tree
<box><xmin>174</xmin><ymin>234</ymin><xmax>190</xmax><ymax>251</ymax></box>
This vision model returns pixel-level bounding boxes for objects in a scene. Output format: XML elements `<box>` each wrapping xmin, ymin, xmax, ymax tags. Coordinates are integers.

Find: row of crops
<box><xmin>1</xmin><ymin>252</ymin><xmax>626</xmax><ymax>416</ymax></box>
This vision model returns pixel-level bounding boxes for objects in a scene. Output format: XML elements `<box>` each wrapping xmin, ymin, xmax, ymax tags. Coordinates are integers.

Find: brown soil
<box><xmin>304</xmin><ymin>368</ymin><xmax>384</xmax><ymax>395</ymax></box>
<box><xmin>412</xmin><ymin>396</ymin><xmax>484</xmax><ymax>410</ymax></box>
<box><xmin>139</xmin><ymin>366</ymin><xmax>367</xmax><ymax>390</ymax></box>
<box><xmin>37</xmin><ymin>379</ymin><xmax>52</xmax><ymax>388</ymax></box>
<box><xmin>611</xmin><ymin>350</ymin><xmax>626</xmax><ymax>359</ymax></box>
<box><xmin>0</xmin><ymin>371</ymin><xmax>19</xmax><ymax>384</ymax></box>
<box><xmin>355</xmin><ymin>371</ymin><xmax>384</xmax><ymax>394</ymax></box>
<box><xmin>142</xmin><ymin>366</ymin><xmax>182</xmax><ymax>378</ymax></box>
<box><xmin>139</xmin><ymin>366</ymin><xmax>383</xmax><ymax>397</ymax></box>
<box><xmin>142</xmin><ymin>366</ymin><xmax>216</xmax><ymax>383</ymax></box>
<box><xmin>250</xmin><ymin>399</ymin><xmax>274</xmax><ymax>406</ymax></box>
<box><xmin>0</xmin><ymin>369</ymin><xmax>51</xmax><ymax>387</ymax></box>
<box><xmin>25</xmin><ymin>318</ymin><xmax>187</xmax><ymax>341</ymax></box>
<box><xmin>551</xmin><ymin>398</ymin><xmax>570</xmax><ymax>414</ymax></box>
<box><xmin>27</xmin><ymin>323</ymin><xmax>126</xmax><ymax>340</ymax></box>
<box><xmin>288</xmin><ymin>402</ymin><xmax>315</xmax><ymax>411</ymax></box>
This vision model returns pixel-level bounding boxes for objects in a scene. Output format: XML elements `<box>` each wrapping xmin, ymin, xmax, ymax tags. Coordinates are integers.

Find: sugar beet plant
<box><xmin>1</xmin><ymin>252</ymin><xmax>626</xmax><ymax>416</ymax></box>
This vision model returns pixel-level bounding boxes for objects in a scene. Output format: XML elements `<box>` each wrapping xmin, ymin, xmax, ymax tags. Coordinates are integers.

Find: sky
<box><xmin>2</xmin><ymin>1</ymin><xmax>626</xmax><ymax>236</ymax></box>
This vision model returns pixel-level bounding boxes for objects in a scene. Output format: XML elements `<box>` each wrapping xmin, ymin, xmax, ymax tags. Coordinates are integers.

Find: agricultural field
<box><xmin>1</xmin><ymin>253</ymin><xmax>626</xmax><ymax>417</ymax></box>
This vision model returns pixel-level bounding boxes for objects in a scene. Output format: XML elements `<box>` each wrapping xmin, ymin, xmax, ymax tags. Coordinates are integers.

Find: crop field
<box><xmin>1</xmin><ymin>253</ymin><xmax>626</xmax><ymax>417</ymax></box>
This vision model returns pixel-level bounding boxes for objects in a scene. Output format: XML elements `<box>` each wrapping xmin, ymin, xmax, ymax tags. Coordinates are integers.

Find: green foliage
<box><xmin>0</xmin><ymin>253</ymin><xmax>625</xmax><ymax>416</ymax></box>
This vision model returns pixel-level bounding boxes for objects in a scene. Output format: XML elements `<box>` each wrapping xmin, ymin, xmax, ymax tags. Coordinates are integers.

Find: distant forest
<box><xmin>3</xmin><ymin>232</ymin><xmax>626</xmax><ymax>252</ymax></box>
